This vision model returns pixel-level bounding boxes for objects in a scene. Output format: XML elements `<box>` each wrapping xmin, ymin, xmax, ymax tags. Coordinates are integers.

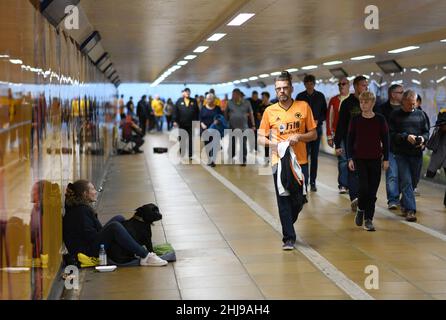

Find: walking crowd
<box><xmin>117</xmin><ymin>71</ymin><xmax>445</xmax><ymax>249</ymax></box>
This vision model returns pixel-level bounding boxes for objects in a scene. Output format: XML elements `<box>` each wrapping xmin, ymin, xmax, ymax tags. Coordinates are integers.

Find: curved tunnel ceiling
<box><xmin>81</xmin><ymin>0</ymin><xmax>446</xmax><ymax>83</ymax></box>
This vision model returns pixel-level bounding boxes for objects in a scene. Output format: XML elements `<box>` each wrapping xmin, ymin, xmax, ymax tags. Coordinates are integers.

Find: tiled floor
<box><xmin>79</xmin><ymin>133</ymin><xmax>446</xmax><ymax>300</ymax></box>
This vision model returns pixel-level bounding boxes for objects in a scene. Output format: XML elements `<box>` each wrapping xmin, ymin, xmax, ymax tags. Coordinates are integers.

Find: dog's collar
<box><xmin>132</xmin><ymin>215</ymin><xmax>145</xmax><ymax>223</ymax></box>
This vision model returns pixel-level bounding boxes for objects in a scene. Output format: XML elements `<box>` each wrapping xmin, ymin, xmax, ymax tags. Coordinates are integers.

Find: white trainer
<box><xmin>140</xmin><ymin>252</ymin><xmax>168</xmax><ymax>267</ymax></box>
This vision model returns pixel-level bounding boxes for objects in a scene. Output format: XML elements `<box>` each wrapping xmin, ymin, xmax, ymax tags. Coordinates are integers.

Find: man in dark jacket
<box><xmin>375</xmin><ymin>84</ymin><xmax>404</xmax><ymax>209</ymax></box>
<box><xmin>173</xmin><ymin>88</ymin><xmax>200</xmax><ymax>159</ymax></box>
<box><xmin>137</xmin><ymin>95</ymin><xmax>149</xmax><ymax>135</ymax></box>
<box><xmin>334</xmin><ymin>75</ymin><xmax>368</xmax><ymax>211</ymax></box>
<box><xmin>296</xmin><ymin>74</ymin><xmax>327</xmax><ymax>191</ymax></box>
<box><xmin>389</xmin><ymin>90</ymin><xmax>429</xmax><ymax>222</ymax></box>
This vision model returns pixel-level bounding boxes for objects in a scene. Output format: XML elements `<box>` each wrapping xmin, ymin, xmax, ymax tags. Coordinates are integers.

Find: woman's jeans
<box><xmin>92</xmin><ymin>215</ymin><xmax>148</xmax><ymax>258</ymax></box>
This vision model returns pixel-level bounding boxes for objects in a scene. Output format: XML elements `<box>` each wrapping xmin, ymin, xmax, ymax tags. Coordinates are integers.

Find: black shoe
<box><xmin>355</xmin><ymin>210</ymin><xmax>364</xmax><ymax>226</ymax></box>
<box><xmin>207</xmin><ymin>162</ymin><xmax>216</xmax><ymax>167</ymax></box>
<box><xmin>133</xmin><ymin>149</ymin><xmax>143</xmax><ymax>154</ymax></box>
<box><xmin>310</xmin><ymin>184</ymin><xmax>317</xmax><ymax>192</ymax></box>
<box><xmin>406</xmin><ymin>211</ymin><xmax>417</xmax><ymax>222</ymax></box>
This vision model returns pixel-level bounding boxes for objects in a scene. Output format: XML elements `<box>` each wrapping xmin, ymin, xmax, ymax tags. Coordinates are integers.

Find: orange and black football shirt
<box><xmin>259</xmin><ymin>100</ymin><xmax>317</xmax><ymax>165</ymax></box>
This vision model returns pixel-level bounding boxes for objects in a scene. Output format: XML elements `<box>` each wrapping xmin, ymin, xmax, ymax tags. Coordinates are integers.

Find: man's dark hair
<box><xmin>388</xmin><ymin>84</ymin><xmax>402</xmax><ymax>97</ymax></box>
<box><xmin>417</xmin><ymin>94</ymin><xmax>422</xmax><ymax>103</ymax></box>
<box><xmin>353</xmin><ymin>76</ymin><xmax>367</xmax><ymax>86</ymax></box>
<box><xmin>142</xmin><ymin>95</ymin><xmax>147</xmax><ymax>100</ymax></box>
<box><xmin>261</xmin><ymin>91</ymin><xmax>270</xmax><ymax>99</ymax></box>
<box><xmin>120</xmin><ymin>94</ymin><xmax>124</xmax><ymax>98</ymax></box>
<box><xmin>303</xmin><ymin>74</ymin><xmax>316</xmax><ymax>84</ymax></box>
<box><xmin>275</xmin><ymin>71</ymin><xmax>293</xmax><ymax>87</ymax></box>
<box><xmin>252</xmin><ymin>91</ymin><xmax>258</xmax><ymax>95</ymax></box>
<box><xmin>130</xmin><ymin>96</ymin><xmax>133</xmax><ymax>100</ymax></box>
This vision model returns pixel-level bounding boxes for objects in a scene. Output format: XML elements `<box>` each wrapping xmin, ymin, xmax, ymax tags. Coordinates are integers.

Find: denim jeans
<box><xmin>306</xmin><ymin>126</ymin><xmax>322</xmax><ymax>186</ymax></box>
<box><xmin>413</xmin><ymin>154</ymin><xmax>423</xmax><ymax>189</ymax></box>
<box><xmin>273</xmin><ymin>168</ymin><xmax>300</xmax><ymax>243</ymax></box>
<box><xmin>155</xmin><ymin>116</ymin><xmax>164</xmax><ymax>131</ymax></box>
<box><xmin>337</xmin><ymin>140</ymin><xmax>348</xmax><ymax>189</ymax></box>
<box><xmin>395</xmin><ymin>154</ymin><xmax>421</xmax><ymax>212</ymax></box>
<box><xmin>92</xmin><ymin>215</ymin><xmax>148</xmax><ymax>258</ymax></box>
<box><xmin>386</xmin><ymin>152</ymin><xmax>400</xmax><ymax>205</ymax></box>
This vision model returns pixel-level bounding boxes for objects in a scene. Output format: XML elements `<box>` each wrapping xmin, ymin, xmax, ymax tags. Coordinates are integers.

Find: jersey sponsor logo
<box><xmin>279</xmin><ymin>123</ymin><xmax>286</xmax><ymax>133</ymax></box>
<box><xmin>295</xmin><ymin>112</ymin><xmax>302</xmax><ymax>119</ymax></box>
<box><xmin>286</xmin><ymin>121</ymin><xmax>301</xmax><ymax>131</ymax></box>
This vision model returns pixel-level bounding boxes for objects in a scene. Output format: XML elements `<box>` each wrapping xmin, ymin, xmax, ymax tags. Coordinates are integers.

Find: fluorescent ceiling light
<box><xmin>411</xmin><ymin>79</ymin><xmax>421</xmax><ymax>85</ymax></box>
<box><xmin>411</xmin><ymin>68</ymin><xmax>428</xmax><ymax>74</ymax></box>
<box><xmin>249</xmin><ymin>76</ymin><xmax>258</xmax><ymax>81</ymax></box>
<box><xmin>240</xmin><ymin>78</ymin><xmax>249</xmax><ymax>83</ymax></box>
<box><xmin>437</xmin><ymin>76</ymin><xmax>446</xmax><ymax>84</ymax></box>
<box><xmin>259</xmin><ymin>74</ymin><xmax>270</xmax><ymax>78</ymax></box>
<box><xmin>9</xmin><ymin>59</ymin><xmax>23</xmax><ymax>64</ymax></box>
<box><xmin>177</xmin><ymin>61</ymin><xmax>188</xmax><ymax>66</ymax></box>
<box><xmin>323</xmin><ymin>60</ymin><xmax>343</xmax><ymax>66</ymax></box>
<box><xmin>286</xmin><ymin>68</ymin><xmax>299</xmax><ymax>72</ymax></box>
<box><xmin>227</xmin><ymin>13</ymin><xmax>255</xmax><ymax>26</ymax></box>
<box><xmin>0</xmin><ymin>54</ymin><xmax>10</xmax><ymax>58</ymax></box>
<box><xmin>270</xmin><ymin>71</ymin><xmax>281</xmax><ymax>76</ymax></box>
<box><xmin>302</xmin><ymin>65</ymin><xmax>318</xmax><ymax>70</ymax></box>
<box><xmin>233</xmin><ymin>80</ymin><xmax>241</xmax><ymax>84</ymax></box>
<box><xmin>350</xmin><ymin>55</ymin><xmax>375</xmax><ymax>61</ymax></box>
<box><xmin>388</xmin><ymin>46</ymin><xmax>420</xmax><ymax>54</ymax></box>
<box><xmin>184</xmin><ymin>55</ymin><xmax>197</xmax><ymax>60</ymax></box>
<box><xmin>207</xmin><ymin>33</ymin><xmax>227</xmax><ymax>42</ymax></box>
<box><xmin>441</xmin><ymin>39</ymin><xmax>446</xmax><ymax>42</ymax></box>
<box><xmin>193</xmin><ymin>46</ymin><xmax>209</xmax><ymax>53</ymax></box>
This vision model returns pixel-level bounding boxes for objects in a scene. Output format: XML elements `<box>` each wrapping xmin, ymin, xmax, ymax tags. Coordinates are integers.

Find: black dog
<box><xmin>108</xmin><ymin>204</ymin><xmax>162</xmax><ymax>263</ymax></box>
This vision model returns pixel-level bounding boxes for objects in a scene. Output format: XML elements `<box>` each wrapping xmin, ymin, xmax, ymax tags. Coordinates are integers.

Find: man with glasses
<box><xmin>258</xmin><ymin>71</ymin><xmax>317</xmax><ymax>250</ymax></box>
<box><xmin>389</xmin><ymin>90</ymin><xmax>429</xmax><ymax>222</ymax></box>
<box><xmin>334</xmin><ymin>76</ymin><xmax>368</xmax><ymax>212</ymax></box>
<box><xmin>327</xmin><ymin>78</ymin><xmax>351</xmax><ymax>194</ymax></box>
<box><xmin>296</xmin><ymin>75</ymin><xmax>327</xmax><ymax>192</ymax></box>
<box><xmin>376</xmin><ymin>84</ymin><xmax>404</xmax><ymax>210</ymax></box>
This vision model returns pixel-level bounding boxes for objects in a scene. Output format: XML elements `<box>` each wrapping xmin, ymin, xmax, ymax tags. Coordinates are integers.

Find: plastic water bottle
<box><xmin>99</xmin><ymin>244</ymin><xmax>107</xmax><ymax>266</ymax></box>
<box><xmin>17</xmin><ymin>245</ymin><xmax>25</xmax><ymax>267</ymax></box>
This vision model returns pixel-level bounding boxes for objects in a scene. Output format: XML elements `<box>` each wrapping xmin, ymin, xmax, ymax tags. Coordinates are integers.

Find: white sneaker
<box><xmin>140</xmin><ymin>252</ymin><xmax>168</xmax><ymax>267</ymax></box>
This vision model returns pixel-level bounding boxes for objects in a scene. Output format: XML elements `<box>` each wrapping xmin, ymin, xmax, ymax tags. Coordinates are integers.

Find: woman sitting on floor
<box><xmin>62</xmin><ymin>180</ymin><xmax>166</xmax><ymax>266</ymax></box>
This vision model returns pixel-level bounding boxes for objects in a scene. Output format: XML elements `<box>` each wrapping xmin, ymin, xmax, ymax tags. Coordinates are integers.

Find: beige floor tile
<box><xmin>181</xmin><ymin>286</ymin><xmax>264</xmax><ymax>300</ymax></box>
<box><xmin>244</xmin><ymin>261</ymin><xmax>317</xmax><ymax>275</ymax></box>
<box><xmin>252</xmin><ymin>272</ymin><xmax>334</xmax><ymax>286</ymax></box>
<box><xmin>178</xmin><ymin>274</ymin><xmax>256</xmax><ymax>289</ymax></box>
<box><xmin>169</xmin><ymin>240</ymin><xmax>229</xmax><ymax>250</ymax></box>
<box><xmin>175</xmin><ymin>264</ymin><xmax>247</xmax><ymax>278</ymax></box>
<box><xmin>259</xmin><ymin>282</ymin><xmax>346</xmax><ymax>299</ymax></box>
<box><xmin>412</xmin><ymin>281</ymin><xmax>446</xmax><ymax>294</ymax></box>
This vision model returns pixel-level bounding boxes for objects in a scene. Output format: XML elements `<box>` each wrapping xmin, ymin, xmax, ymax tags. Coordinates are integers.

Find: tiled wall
<box><xmin>0</xmin><ymin>1</ymin><xmax>117</xmax><ymax>299</ymax></box>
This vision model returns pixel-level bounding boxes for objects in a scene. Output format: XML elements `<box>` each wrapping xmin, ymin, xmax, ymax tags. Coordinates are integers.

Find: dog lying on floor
<box><xmin>108</xmin><ymin>203</ymin><xmax>162</xmax><ymax>264</ymax></box>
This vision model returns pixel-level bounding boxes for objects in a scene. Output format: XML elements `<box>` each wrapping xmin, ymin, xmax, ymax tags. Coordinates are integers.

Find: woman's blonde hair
<box><xmin>359</xmin><ymin>91</ymin><xmax>376</xmax><ymax>103</ymax></box>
